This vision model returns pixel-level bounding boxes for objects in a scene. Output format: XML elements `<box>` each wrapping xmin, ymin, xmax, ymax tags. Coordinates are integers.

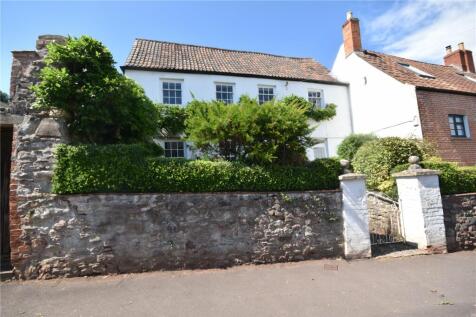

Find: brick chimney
<box><xmin>444</xmin><ymin>42</ymin><xmax>475</xmax><ymax>73</ymax></box>
<box><xmin>342</xmin><ymin>11</ymin><xmax>362</xmax><ymax>56</ymax></box>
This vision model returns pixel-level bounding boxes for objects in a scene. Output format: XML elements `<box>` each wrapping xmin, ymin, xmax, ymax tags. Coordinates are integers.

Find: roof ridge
<box><xmin>134</xmin><ymin>38</ymin><xmax>315</xmax><ymax>61</ymax></box>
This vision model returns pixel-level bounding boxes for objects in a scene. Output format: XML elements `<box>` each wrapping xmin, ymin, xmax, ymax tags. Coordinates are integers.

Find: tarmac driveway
<box><xmin>1</xmin><ymin>252</ymin><xmax>475</xmax><ymax>317</ymax></box>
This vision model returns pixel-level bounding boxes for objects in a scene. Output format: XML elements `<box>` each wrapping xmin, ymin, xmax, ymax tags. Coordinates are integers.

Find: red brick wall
<box><xmin>416</xmin><ymin>89</ymin><xmax>476</xmax><ymax>165</ymax></box>
<box><xmin>8</xmin><ymin>126</ymin><xmax>28</xmax><ymax>269</ymax></box>
<box><xmin>342</xmin><ymin>18</ymin><xmax>362</xmax><ymax>57</ymax></box>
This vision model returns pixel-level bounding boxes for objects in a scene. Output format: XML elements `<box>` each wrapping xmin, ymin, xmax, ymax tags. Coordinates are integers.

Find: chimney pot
<box><xmin>346</xmin><ymin>11</ymin><xmax>353</xmax><ymax>21</ymax></box>
<box><xmin>445</xmin><ymin>45</ymin><xmax>452</xmax><ymax>54</ymax></box>
<box><xmin>458</xmin><ymin>42</ymin><xmax>465</xmax><ymax>50</ymax></box>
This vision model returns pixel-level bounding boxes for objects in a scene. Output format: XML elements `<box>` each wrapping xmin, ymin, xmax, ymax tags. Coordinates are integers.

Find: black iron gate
<box><xmin>367</xmin><ymin>192</ymin><xmax>405</xmax><ymax>246</ymax></box>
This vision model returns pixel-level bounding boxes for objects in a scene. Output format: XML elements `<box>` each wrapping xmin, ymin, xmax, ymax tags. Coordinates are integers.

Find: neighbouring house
<box><xmin>332</xmin><ymin>12</ymin><xmax>476</xmax><ymax>166</ymax></box>
<box><xmin>121</xmin><ymin>39</ymin><xmax>353</xmax><ymax>159</ymax></box>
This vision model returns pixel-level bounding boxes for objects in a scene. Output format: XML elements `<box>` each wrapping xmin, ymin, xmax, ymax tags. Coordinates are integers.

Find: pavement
<box><xmin>1</xmin><ymin>251</ymin><xmax>475</xmax><ymax>317</ymax></box>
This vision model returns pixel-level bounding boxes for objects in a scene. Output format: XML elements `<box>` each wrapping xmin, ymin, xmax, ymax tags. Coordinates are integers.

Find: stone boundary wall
<box><xmin>366</xmin><ymin>192</ymin><xmax>400</xmax><ymax>236</ymax></box>
<box><xmin>442</xmin><ymin>193</ymin><xmax>476</xmax><ymax>251</ymax></box>
<box><xmin>15</xmin><ymin>191</ymin><xmax>343</xmax><ymax>279</ymax></box>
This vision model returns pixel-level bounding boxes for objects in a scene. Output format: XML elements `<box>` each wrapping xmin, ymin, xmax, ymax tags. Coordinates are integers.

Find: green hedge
<box><xmin>391</xmin><ymin>160</ymin><xmax>476</xmax><ymax>196</ymax></box>
<box><xmin>52</xmin><ymin>144</ymin><xmax>341</xmax><ymax>194</ymax></box>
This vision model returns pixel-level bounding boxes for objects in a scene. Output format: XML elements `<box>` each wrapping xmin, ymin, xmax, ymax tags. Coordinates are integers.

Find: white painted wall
<box><xmin>125</xmin><ymin>69</ymin><xmax>353</xmax><ymax>158</ymax></box>
<box><xmin>395</xmin><ymin>173</ymin><xmax>447</xmax><ymax>250</ymax></box>
<box><xmin>331</xmin><ymin>45</ymin><xmax>423</xmax><ymax>138</ymax></box>
<box><xmin>340</xmin><ymin>174</ymin><xmax>371</xmax><ymax>259</ymax></box>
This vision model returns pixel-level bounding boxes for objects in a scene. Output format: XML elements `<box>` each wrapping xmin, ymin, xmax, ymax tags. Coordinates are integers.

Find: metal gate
<box><xmin>367</xmin><ymin>192</ymin><xmax>404</xmax><ymax>245</ymax></box>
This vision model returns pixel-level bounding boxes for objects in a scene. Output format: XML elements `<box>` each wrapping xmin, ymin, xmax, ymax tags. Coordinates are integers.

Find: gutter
<box><xmin>120</xmin><ymin>66</ymin><xmax>349</xmax><ymax>87</ymax></box>
<box><xmin>415</xmin><ymin>86</ymin><xmax>476</xmax><ymax>97</ymax></box>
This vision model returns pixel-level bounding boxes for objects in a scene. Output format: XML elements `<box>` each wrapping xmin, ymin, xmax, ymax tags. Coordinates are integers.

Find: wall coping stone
<box><xmin>339</xmin><ymin>173</ymin><xmax>366</xmax><ymax>181</ymax></box>
<box><xmin>392</xmin><ymin>169</ymin><xmax>440</xmax><ymax>178</ymax></box>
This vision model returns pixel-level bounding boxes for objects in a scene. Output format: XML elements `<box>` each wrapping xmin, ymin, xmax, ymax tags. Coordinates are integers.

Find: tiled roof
<box><xmin>123</xmin><ymin>39</ymin><xmax>342</xmax><ymax>84</ymax></box>
<box><xmin>356</xmin><ymin>50</ymin><xmax>476</xmax><ymax>94</ymax></box>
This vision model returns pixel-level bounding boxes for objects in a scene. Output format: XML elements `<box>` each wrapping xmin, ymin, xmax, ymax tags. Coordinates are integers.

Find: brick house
<box><xmin>332</xmin><ymin>12</ymin><xmax>476</xmax><ymax>166</ymax></box>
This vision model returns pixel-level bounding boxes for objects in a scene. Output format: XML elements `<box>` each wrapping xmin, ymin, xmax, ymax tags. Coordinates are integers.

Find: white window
<box><xmin>216</xmin><ymin>83</ymin><xmax>234</xmax><ymax>104</ymax></box>
<box><xmin>308</xmin><ymin>90</ymin><xmax>323</xmax><ymax>109</ymax></box>
<box><xmin>398</xmin><ymin>63</ymin><xmax>435</xmax><ymax>79</ymax></box>
<box><xmin>164</xmin><ymin>141</ymin><xmax>185</xmax><ymax>158</ymax></box>
<box><xmin>312</xmin><ymin>143</ymin><xmax>328</xmax><ymax>159</ymax></box>
<box><xmin>258</xmin><ymin>86</ymin><xmax>275</xmax><ymax>104</ymax></box>
<box><xmin>162</xmin><ymin>81</ymin><xmax>182</xmax><ymax>105</ymax></box>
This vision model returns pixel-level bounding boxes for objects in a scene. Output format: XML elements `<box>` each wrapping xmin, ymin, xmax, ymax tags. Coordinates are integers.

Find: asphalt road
<box><xmin>1</xmin><ymin>252</ymin><xmax>475</xmax><ymax>317</ymax></box>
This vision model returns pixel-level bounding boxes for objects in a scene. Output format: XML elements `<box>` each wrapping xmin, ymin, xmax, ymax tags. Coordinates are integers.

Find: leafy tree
<box><xmin>33</xmin><ymin>36</ymin><xmax>160</xmax><ymax>144</ymax></box>
<box><xmin>156</xmin><ymin>103</ymin><xmax>188</xmax><ymax>138</ymax></box>
<box><xmin>0</xmin><ymin>90</ymin><xmax>9</xmax><ymax>103</ymax></box>
<box><xmin>185</xmin><ymin>95</ymin><xmax>336</xmax><ymax>165</ymax></box>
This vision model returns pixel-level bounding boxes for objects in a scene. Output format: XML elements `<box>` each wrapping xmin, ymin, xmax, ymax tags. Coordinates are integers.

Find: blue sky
<box><xmin>1</xmin><ymin>1</ymin><xmax>475</xmax><ymax>94</ymax></box>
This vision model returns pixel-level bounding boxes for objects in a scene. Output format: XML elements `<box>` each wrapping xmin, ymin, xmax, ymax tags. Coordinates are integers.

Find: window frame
<box><xmin>215</xmin><ymin>82</ymin><xmax>235</xmax><ymax>104</ymax></box>
<box><xmin>164</xmin><ymin>140</ymin><xmax>186</xmax><ymax>158</ymax></box>
<box><xmin>308</xmin><ymin>89</ymin><xmax>324</xmax><ymax>109</ymax></box>
<box><xmin>397</xmin><ymin>63</ymin><xmax>435</xmax><ymax>79</ymax></box>
<box><xmin>258</xmin><ymin>85</ymin><xmax>275</xmax><ymax>104</ymax></box>
<box><xmin>161</xmin><ymin>79</ymin><xmax>183</xmax><ymax>105</ymax></box>
<box><xmin>448</xmin><ymin>114</ymin><xmax>469</xmax><ymax>138</ymax></box>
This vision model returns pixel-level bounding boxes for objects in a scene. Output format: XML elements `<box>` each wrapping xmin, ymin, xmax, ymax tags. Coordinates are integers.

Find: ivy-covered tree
<box><xmin>0</xmin><ymin>90</ymin><xmax>9</xmax><ymax>103</ymax></box>
<box><xmin>185</xmin><ymin>95</ymin><xmax>336</xmax><ymax>165</ymax></box>
<box><xmin>33</xmin><ymin>36</ymin><xmax>160</xmax><ymax>144</ymax></box>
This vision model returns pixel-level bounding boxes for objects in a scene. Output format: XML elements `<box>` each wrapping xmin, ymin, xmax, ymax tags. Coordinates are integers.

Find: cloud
<box><xmin>366</xmin><ymin>0</ymin><xmax>476</xmax><ymax>64</ymax></box>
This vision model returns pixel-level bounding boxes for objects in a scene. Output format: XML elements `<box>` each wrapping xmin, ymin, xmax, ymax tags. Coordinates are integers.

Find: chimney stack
<box><xmin>444</xmin><ymin>42</ymin><xmax>475</xmax><ymax>73</ymax></box>
<box><xmin>342</xmin><ymin>11</ymin><xmax>362</xmax><ymax>57</ymax></box>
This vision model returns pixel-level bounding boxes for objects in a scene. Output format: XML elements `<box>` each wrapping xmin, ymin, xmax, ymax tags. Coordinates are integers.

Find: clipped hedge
<box><xmin>52</xmin><ymin>144</ymin><xmax>341</xmax><ymax>194</ymax></box>
<box><xmin>391</xmin><ymin>160</ymin><xmax>476</xmax><ymax>196</ymax></box>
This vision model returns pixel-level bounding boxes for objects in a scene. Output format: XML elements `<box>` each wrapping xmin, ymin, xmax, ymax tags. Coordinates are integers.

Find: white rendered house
<box><xmin>331</xmin><ymin>12</ymin><xmax>476</xmax><ymax>165</ymax></box>
<box><xmin>122</xmin><ymin>39</ymin><xmax>353</xmax><ymax>159</ymax></box>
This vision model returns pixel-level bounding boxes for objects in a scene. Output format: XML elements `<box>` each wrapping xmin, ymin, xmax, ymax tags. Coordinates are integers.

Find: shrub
<box><xmin>337</xmin><ymin>133</ymin><xmax>377</xmax><ymax>161</ymax></box>
<box><xmin>52</xmin><ymin>144</ymin><xmax>341</xmax><ymax>194</ymax></box>
<box><xmin>389</xmin><ymin>159</ymin><xmax>476</xmax><ymax>196</ymax></box>
<box><xmin>52</xmin><ymin>143</ymin><xmax>163</xmax><ymax>194</ymax></box>
<box><xmin>33</xmin><ymin>36</ymin><xmax>160</xmax><ymax>144</ymax></box>
<box><xmin>185</xmin><ymin>95</ymin><xmax>336</xmax><ymax>165</ymax></box>
<box><xmin>156</xmin><ymin>104</ymin><xmax>188</xmax><ymax>138</ymax></box>
<box><xmin>352</xmin><ymin>137</ymin><xmax>423</xmax><ymax>191</ymax></box>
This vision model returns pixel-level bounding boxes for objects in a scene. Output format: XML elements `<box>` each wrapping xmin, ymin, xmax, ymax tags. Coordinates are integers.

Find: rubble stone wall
<box><xmin>442</xmin><ymin>193</ymin><xmax>476</xmax><ymax>251</ymax></box>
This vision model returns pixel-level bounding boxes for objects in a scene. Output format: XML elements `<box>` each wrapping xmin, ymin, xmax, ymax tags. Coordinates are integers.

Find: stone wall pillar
<box><xmin>340</xmin><ymin>173</ymin><xmax>371</xmax><ymax>259</ymax></box>
<box><xmin>392</xmin><ymin>157</ymin><xmax>447</xmax><ymax>252</ymax></box>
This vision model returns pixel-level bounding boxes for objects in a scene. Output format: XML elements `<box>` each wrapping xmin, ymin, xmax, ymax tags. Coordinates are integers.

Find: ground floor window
<box><xmin>312</xmin><ymin>142</ymin><xmax>328</xmax><ymax>159</ymax></box>
<box><xmin>164</xmin><ymin>141</ymin><xmax>185</xmax><ymax>158</ymax></box>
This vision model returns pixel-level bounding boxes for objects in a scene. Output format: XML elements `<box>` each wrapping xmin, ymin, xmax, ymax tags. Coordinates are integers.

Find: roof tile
<box><xmin>123</xmin><ymin>39</ymin><xmax>340</xmax><ymax>83</ymax></box>
<box><xmin>356</xmin><ymin>50</ymin><xmax>476</xmax><ymax>94</ymax></box>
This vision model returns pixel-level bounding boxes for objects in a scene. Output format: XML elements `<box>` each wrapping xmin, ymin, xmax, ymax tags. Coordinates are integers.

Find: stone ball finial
<box><xmin>340</xmin><ymin>159</ymin><xmax>352</xmax><ymax>174</ymax></box>
<box><xmin>408</xmin><ymin>155</ymin><xmax>421</xmax><ymax>170</ymax></box>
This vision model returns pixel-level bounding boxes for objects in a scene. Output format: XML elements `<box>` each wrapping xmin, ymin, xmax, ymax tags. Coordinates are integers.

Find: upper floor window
<box><xmin>164</xmin><ymin>141</ymin><xmax>185</xmax><ymax>158</ymax></box>
<box><xmin>258</xmin><ymin>86</ymin><xmax>275</xmax><ymax>104</ymax></box>
<box><xmin>448</xmin><ymin>114</ymin><xmax>468</xmax><ymax>138</ymax></box>
<box><xmin>216</xmin><ymin>83</ymin><xmax>234</xmax><ymax>104</ymax></box>
<box><xmin>162</xmin><ymin>81</ymin><xmax>182</xmax><ymax>105</ymax></box>
<box><xmin>308</xmin><ymin>90</ymin><xmax>323</xmax><ymax>109</ymax></box>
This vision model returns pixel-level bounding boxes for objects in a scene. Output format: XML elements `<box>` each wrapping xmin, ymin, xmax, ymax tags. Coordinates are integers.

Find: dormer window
<box><xmin>398</xmin><ymin>63</ymin><xmax>435</xmax><ymax>79</ymax></box>
<box><xmin>464</xmin><ymin>75</ymin><xmax>476</xmax><ymax>83</ymax></box>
